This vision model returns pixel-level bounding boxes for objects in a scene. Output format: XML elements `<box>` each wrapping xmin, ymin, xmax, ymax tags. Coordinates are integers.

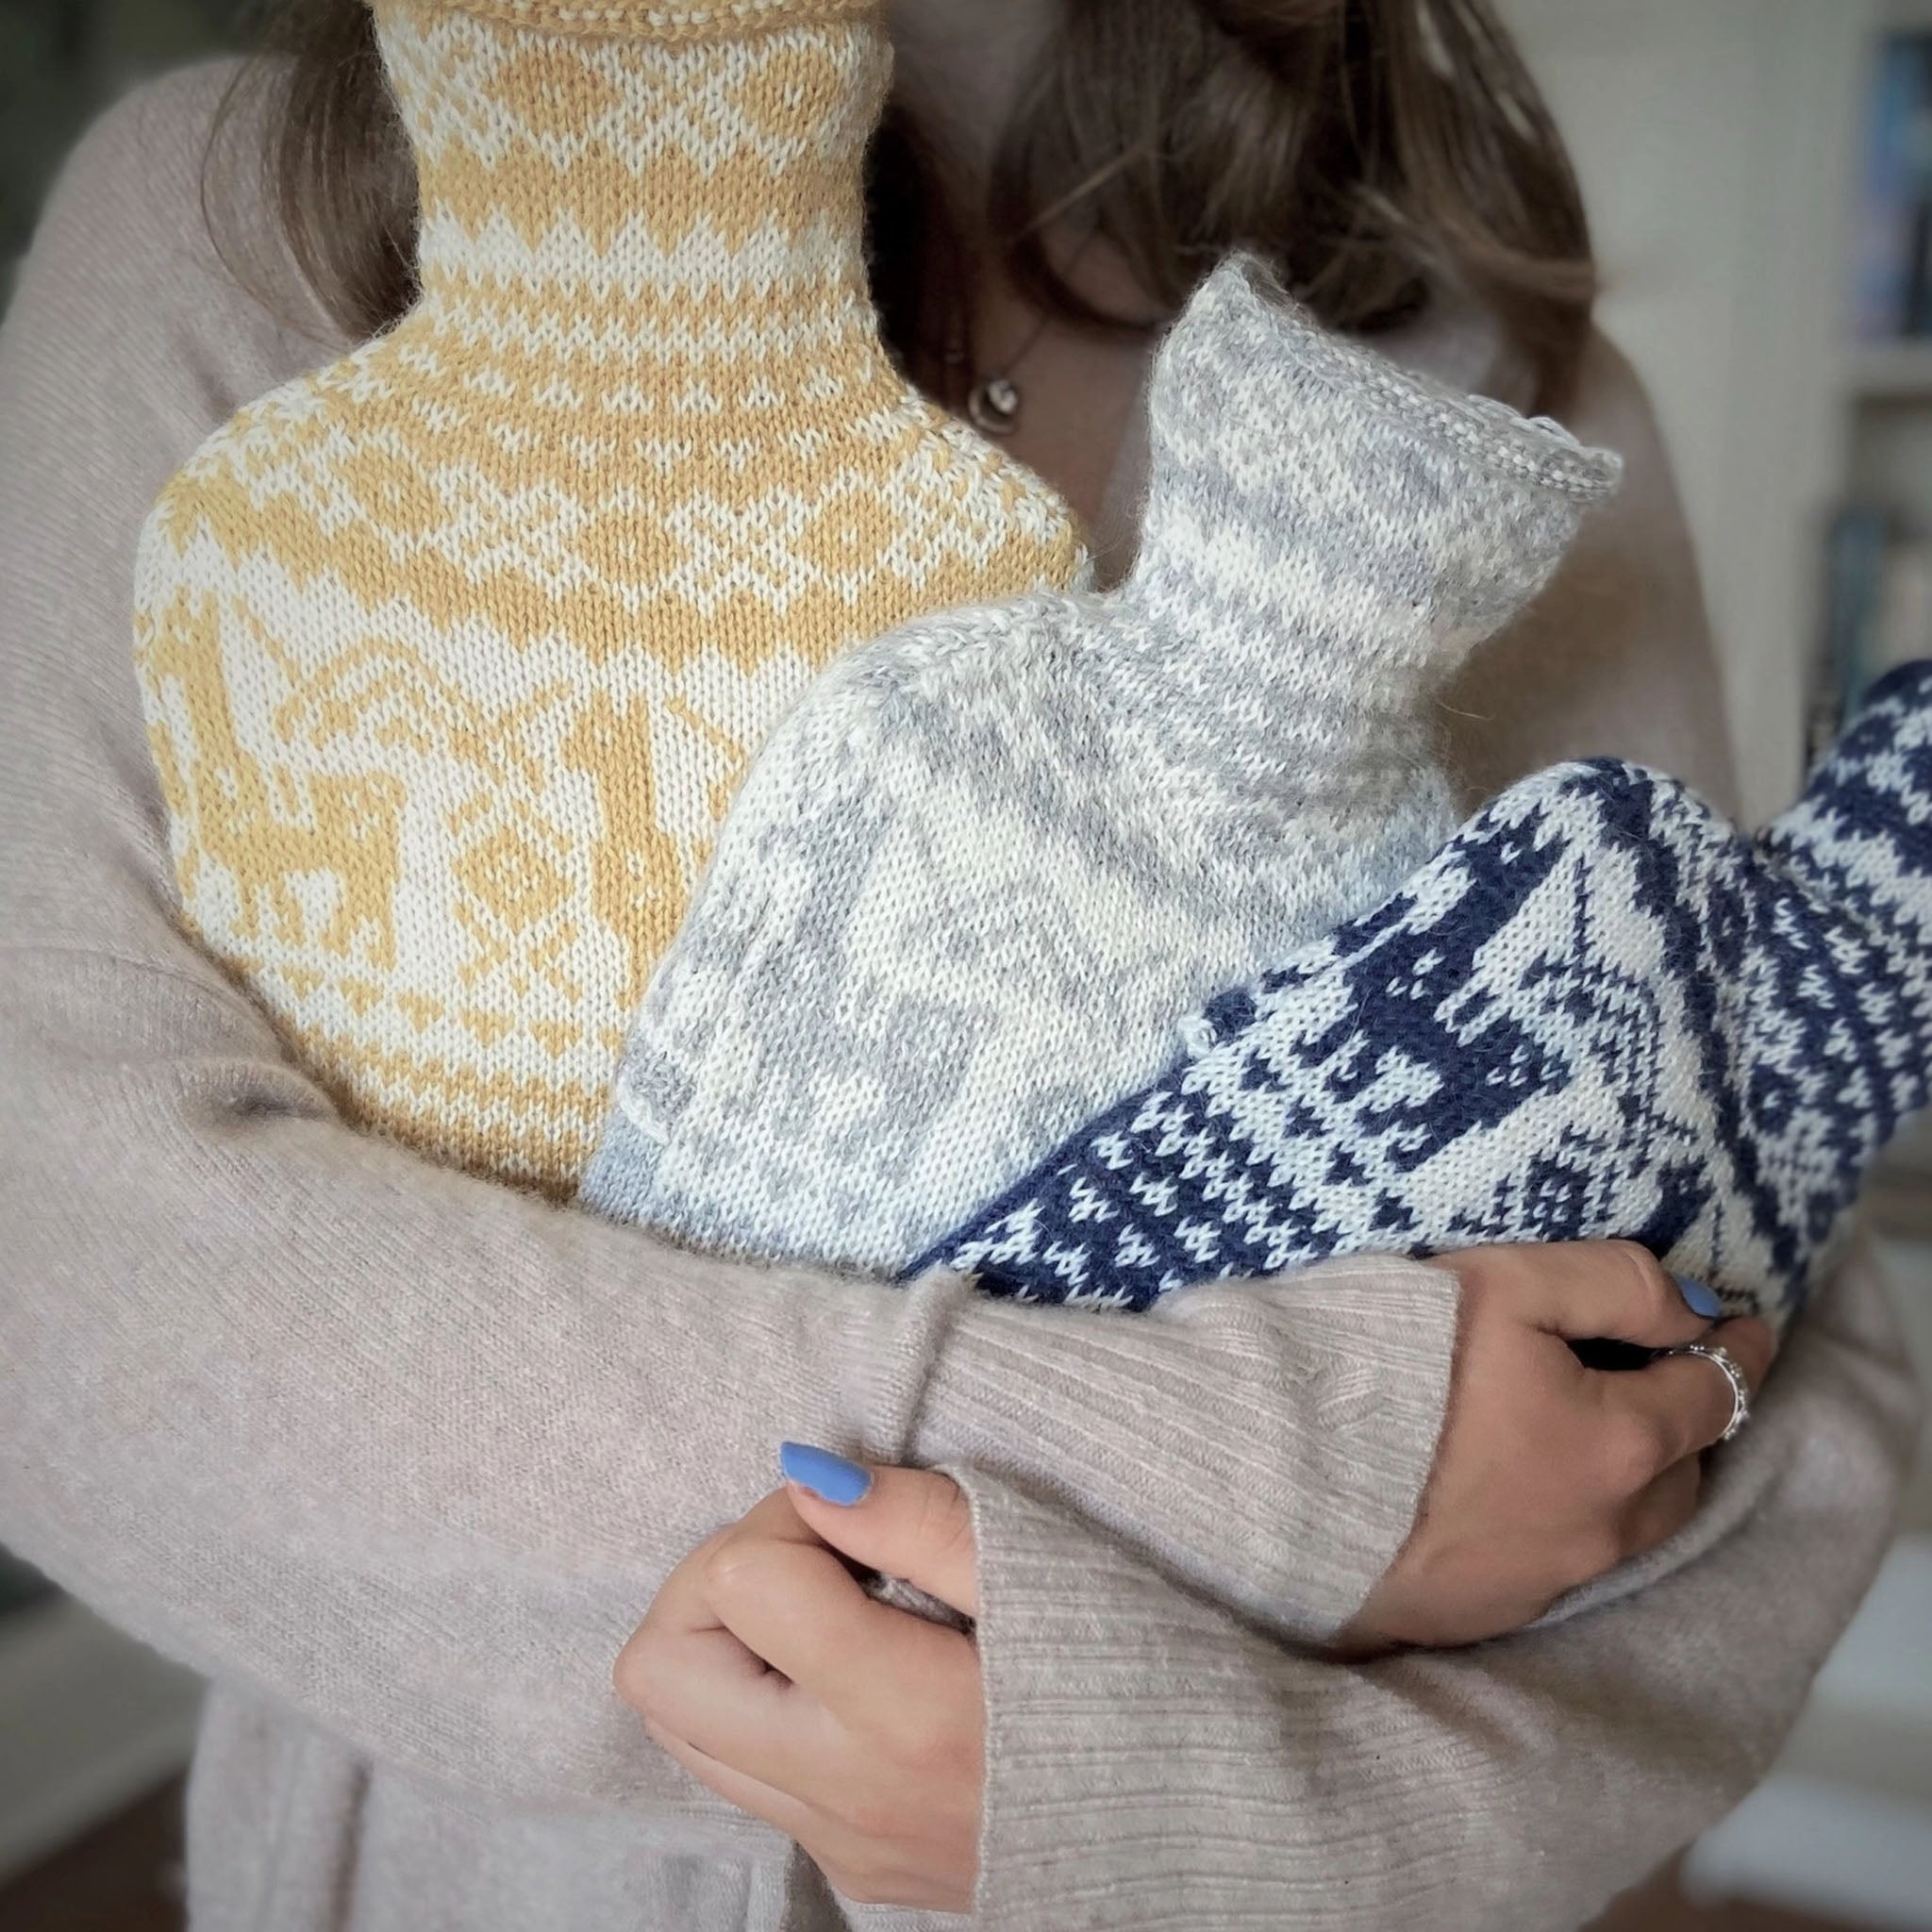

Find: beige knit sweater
<box><xmin>0</xmin><ymin>64</ymin><xmax>1920</xmax><ymax>1932</ymax></box>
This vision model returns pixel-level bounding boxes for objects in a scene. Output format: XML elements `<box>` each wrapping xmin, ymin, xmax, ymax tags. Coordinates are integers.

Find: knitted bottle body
<box><xmin>133</xmin><ymin>0</ymin><xmax>1083</xmax><ymax>1192</ymax></box>
<box><xmin>923</xmin><ymin>661</ymin><xmax>1932</xmax><ymax>1326</ymax></box>
<box><xmin>585</xmin><ymin>258</ymin><xmax>1621</xmax><ymax>1268</ymax></box>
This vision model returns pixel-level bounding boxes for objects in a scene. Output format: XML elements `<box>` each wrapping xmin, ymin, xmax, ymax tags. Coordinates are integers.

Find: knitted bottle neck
<box><xmin>409</xmin><ymin>0</ymin><xmax>881</xmax><ymax>39</ymax></box>
<box><xmin>375</xmin><ymin>0</ymin><xmax>887</xmax><ymax>313</ymax></box>
<box><xmin>1118</xmin><ymin>258</ymin><xmax>1621</xmax><ymax>775</ymax></box>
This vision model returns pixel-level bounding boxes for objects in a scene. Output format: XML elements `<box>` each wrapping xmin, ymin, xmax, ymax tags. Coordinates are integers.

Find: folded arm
<box><xmin>963</xmin><ymin>1239</ymin><xmax>1918</xmax><ymax>1929</ymax></box>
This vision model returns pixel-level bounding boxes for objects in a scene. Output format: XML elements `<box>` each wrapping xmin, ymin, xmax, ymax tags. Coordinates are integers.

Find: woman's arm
<box><xmin>610</xmin><ymin>1236</ymin><xmax>1909</xmax><ymax>1926</ymax></box>
<box><xmin>0</xmin><ymin>71</ymin><xmax>1457</xmax><ymax>1811</ymax></box>
<box><xmin>610</xmin><ymin>1240</ymin><xmax>1908</xmax><ymax>1926</ymax></box>
<box><xmin>960</xmin><ymin>1243</ymin><xmax>1918</xmax><ymax>1930</ymax></box>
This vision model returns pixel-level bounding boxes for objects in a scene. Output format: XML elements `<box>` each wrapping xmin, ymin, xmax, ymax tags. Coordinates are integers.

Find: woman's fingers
<box><xmin>781</xmin><ymin>1457</ymin><xmax>981</xmax><ymax>1619</ymax></box>
<box><xmin>1595</xmin><ymin>1313</ymin><xmax>1776</xmax><ymax>1479</ymax></box>
<box><xmin>1705</xmin><ymin>1313</ymin><xmax>1777</xmax><ymax>1392</ymax></box>
<box><xmin>617</xmin><ymin>1470</ymin><xmax>989</xmax><ymax>1913</ymax></box>
<box><xmin>620</xmin><ymin>1606</ymin><xmax>824</xmax><ymax>1783</ymax></box>
<box><xmin>1354</xmin><ymin>1243</ymin><xmax>1781</xmax><ymax>1651</ymax></box>
<box><xmin>620</xmin><ymin>1468</ymin><xmax>982</xmax><ymax>1781</ymax></box>
<box><xmin>1540</xmin><ymin>1241</ymin><xmax>1724</xmax><ymax>1346</ymax></box>
<box><xmin>621</xmin><ymin>1509</ymin><xmax>945</xmax><ymax>1791</ymax></box>
<box><xmin>615</xmin><ymin>1524</ymin><xmax>797</xmax><ymax>1759</ymax></box>
<box><xmin>1440</xmin><ymin>1239</ymin><xmax>1715</xmax><ymax>1348</ymax></box>
<box><xmin>1615</xmin><ymin>1456</ymin><xmax>1703</xmax><ymax>1563</ymax></box>
<box><xmin>702</xmin><ymin>1521</ymin><xmax>974</xmax><ymax>1727</ymax></box>
<box><xmin>641</xmin><ymin>1718</ymin><xmax>823</xmax><ymax>1842</ymax></box>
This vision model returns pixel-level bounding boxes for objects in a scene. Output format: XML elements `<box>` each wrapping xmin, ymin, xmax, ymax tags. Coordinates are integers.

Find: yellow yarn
<box><xmin>134</xmin><ymin>0</ymin><xmax>1085</xmax><ymax>1194</ymax></box>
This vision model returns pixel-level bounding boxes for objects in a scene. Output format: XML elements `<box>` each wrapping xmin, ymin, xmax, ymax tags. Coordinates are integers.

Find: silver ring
<box><xmin>1665</xmin><ymin>1341</ymin><xmax>1752</xmax><ymax>1443</ymax></box>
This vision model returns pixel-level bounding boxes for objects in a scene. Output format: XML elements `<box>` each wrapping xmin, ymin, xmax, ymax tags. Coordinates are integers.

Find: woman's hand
<box><xmin>1342</xmin><ymin>1241</ymin><xmax>1775</xmax><ymax>1652</ymax></box>
<box><xmin>614</xmin><ymin>1241</ymin><xmax>1774</xmax><ymax>1901</ymax></box>
<box><xmin>615</xmin><ymin>1458</ymin><xmax>986</xmax><ymax>1912</ymax></box>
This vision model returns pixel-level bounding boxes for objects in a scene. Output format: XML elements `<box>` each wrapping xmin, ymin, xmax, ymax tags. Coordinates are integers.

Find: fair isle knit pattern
<box><xmin>583</xmin><ymin>258</ymin><xmax>1623</xmax><ymax>1270</ymax></box>
<box><xmin>919</xmin><ymin>662</ymin><xmax>1932</xmax><ymax>1326</ymax></box>
<box><xmin>131</xmin><ymin>0</ymin><xmax>1084</xmax><ymax>1194</ymax></box>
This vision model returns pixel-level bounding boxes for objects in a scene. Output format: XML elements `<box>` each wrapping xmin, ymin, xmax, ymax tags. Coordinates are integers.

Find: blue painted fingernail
<box><xmin>1673</xmin><ymin>1275</ymin><xmax>1724</xmax><ymax>1320</ymax></box>
<box><xmin>779</xmin><ymin>1441</ymin><xmax>874</xmax><ymax>1507</ymax></box>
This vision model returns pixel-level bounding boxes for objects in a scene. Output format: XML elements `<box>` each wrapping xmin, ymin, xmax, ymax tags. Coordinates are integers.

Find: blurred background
<box><xmin>0</xmin><ymin>0</ymin><xmax>1928</xmax><ymax>1927</ymax></box>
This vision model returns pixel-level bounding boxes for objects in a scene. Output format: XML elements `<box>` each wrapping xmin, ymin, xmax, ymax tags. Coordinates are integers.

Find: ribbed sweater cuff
<box><xmin>953</xmin><ymin>1470</ymin><xmax>1324</xmax><ymax>1931</ymax></box>
<box><xmin>854</xmin><ymin>1258</ymin><xmax>1459</xmax><ymax>1641</ymax></box>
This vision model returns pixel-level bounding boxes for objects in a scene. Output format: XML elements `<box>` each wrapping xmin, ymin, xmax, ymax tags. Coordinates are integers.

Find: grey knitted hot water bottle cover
<box><xmin>917</xmin><ymin>662</ymin><xmax>1932</xmax><ymax>1327</ymax></box>
<box><xmin>582</xmin><ymin>256</ymin><xmax>1623</xmax><ymax>1270</ymax></box>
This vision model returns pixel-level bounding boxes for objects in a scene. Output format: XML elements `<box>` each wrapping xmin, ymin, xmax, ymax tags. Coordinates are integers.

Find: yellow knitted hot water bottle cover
<box><xmin>134</xmin><ymin>0</ymin><xmax>1085</xmax><ymax>1193</ymax></box>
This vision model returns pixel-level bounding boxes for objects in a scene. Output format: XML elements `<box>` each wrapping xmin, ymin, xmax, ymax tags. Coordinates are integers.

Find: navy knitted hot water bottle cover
<box><xmin>915</xmin><ymin>661</ymin><xmax>1932</xmax><ymax>1325</ymax></box>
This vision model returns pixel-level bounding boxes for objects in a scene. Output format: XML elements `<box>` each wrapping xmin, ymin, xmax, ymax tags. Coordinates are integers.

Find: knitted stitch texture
<box><xmin>583</xmin><ymin>257</ymin><xmax>1623</xmax><ymax>1269</ymax></box>
<box><xmin>920</xmin><ymin>661</ymin><xmax>1932</xmax><ymax>1327</ymax></box>
<box><xmin>132</xmin><ymin>0</ymin><xmax>1083</xmax><ymax>1193</ymax></box>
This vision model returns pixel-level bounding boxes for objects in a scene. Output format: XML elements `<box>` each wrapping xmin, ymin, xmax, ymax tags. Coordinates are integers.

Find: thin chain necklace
<box><xmin>957</xmin><ymin>306</ymin><xmax>1056</xmax><ymax>437</ymax></box>
<box><xmin>947</xmin><ymin>229</ymin><xmax>1101</xmax><ymax>439</ymax></box>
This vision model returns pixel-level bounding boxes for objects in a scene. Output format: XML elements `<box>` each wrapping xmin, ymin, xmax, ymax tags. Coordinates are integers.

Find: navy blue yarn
<box><xmin>910</xmin><ymin>662</ymin><xmax>1932</xmax><ymax>1321</ymax></box>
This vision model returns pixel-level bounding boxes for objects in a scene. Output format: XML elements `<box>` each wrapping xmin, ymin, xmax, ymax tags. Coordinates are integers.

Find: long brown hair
<box><xmin>215</xmin><ymin>0</ymin><xmax>1596</xmax><ymax>410</ymax></box>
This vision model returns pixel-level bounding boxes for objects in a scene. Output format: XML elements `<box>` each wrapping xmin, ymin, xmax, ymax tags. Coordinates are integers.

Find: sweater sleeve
<box><xmin>0</xmin><ymin>71</ymin><xmax>1453</xmax><ymax>1815</ymax></box>
<box><xmin>1440</xmin><ymin>330</ymin><xmax>1742</xmax><ymax>819</ymax></box>
<box><xmin>959</xmin><ymin>1236</ymin><xmax>1922</xmax><ymax>1931</ymax></box>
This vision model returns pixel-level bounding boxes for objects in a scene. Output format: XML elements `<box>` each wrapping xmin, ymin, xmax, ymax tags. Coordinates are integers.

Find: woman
<box><xmin>0</xmin><ymin>2</ymin><xmax>1916</xmax><ymax>1928</ymax></box>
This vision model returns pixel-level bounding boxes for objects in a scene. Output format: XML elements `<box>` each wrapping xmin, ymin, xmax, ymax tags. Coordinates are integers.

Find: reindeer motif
<box><xmin>137</xmin><ymin>591</ymin><xmax>408</xmax><ymax>971</ymax></box>
<box><xmin>558</xmin><ymin>689</ymin><xmax>697</xmax><ymax>1009</ymax></box>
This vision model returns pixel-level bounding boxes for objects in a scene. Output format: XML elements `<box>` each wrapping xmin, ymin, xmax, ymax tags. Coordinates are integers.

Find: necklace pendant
<box><xmin>967</xmin><ymin>375</ymin><xmax>1022</xmax><ymax>438</ymax></box>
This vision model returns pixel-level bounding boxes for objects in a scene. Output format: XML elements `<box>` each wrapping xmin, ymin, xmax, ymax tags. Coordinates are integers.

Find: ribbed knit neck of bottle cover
<box><xmin>389</xmin><ymin>0</ymin><xmax>884</xmax><ymax>43</ymax></box>
<box><xmin>1108</xmin><ymin>256</ymin><xmax>1622</xmax><ymax>798</ymax></box>
<box><xmin>1120</xmin><ymin>261</ymin><xmax>1418</xmax><ymax>687</ymax></box>
<box><xmin>1123</xmin><ymin>255</ymin><xmax>1616</xmax><ymax>688</ymax></box>
<box><xmin>374</xmin><ymin>0</ymin><xmax>889</xmax><ymax>306</ymax></box>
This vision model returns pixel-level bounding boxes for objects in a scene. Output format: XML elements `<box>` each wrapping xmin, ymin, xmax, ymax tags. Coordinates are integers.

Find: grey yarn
<box><xmin>581</xmin><ymin>256</ymin><xmax>1623</xmax><ymax>1272</ymax></box>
